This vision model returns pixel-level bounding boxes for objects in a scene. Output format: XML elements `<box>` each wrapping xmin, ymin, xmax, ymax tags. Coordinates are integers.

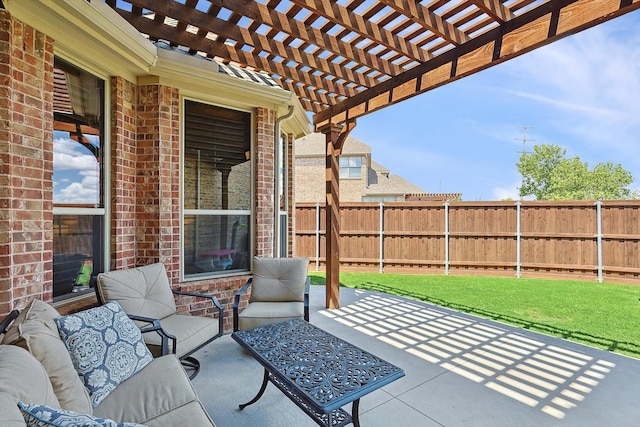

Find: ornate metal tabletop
<box><xmin>232</xmin><ymin>318</ymin><xmax>404</xmax><ymax>427</ymax></box>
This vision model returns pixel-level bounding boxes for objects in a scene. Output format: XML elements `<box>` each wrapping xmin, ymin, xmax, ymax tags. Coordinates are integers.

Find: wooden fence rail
<box><xmin>295</xmin><ymin>201</ymin><xmax>640</xmax><ymax>284</ymax></box>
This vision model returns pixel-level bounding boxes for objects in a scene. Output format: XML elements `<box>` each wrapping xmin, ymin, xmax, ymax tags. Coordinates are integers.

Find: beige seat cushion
<box><xmin>96</xmin><ymin>263</ymin><xmax>176</xmax><ymax>320</ymax></box>
<box><xmin>142</xmin><ymin>314</ymin><xmax>220</xmax><ymax>358</ymax></box>
<box><xmin>250</xmin><ymin>257</ymin><xmax>309</xmax><ymax>302</ymax></box>
<box><xmin>238</xmin><ymin>301</ymin><xmax>305</xmax><ymax>331</ymax></box>
<box><xmin>1</xmin><ymin>300</ymin><xmax>92</xmax><ymax>414</ymax></box>
<box><xmin>94</xmin><ymin>354</ymin><xmax>214</xmax><ymax>426</ymax></box>
<box><xmin>0</xmin><ymin>345</ymin><xmax>61</xmax><ymax>424</ymax></box>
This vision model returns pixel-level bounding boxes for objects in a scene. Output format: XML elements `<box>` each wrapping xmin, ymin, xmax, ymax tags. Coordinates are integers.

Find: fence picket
<box><xmin>295</xmin><ymin>200</ymin><xmax>640</xmax><ymax>284</ymax></box>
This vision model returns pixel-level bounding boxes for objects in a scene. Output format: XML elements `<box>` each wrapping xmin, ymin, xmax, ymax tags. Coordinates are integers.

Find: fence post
<box><xmin>315</xmin><ymin>202</ymin><xmax>320</xmax><ymax>272</ymax></box>
<box><xmin>379</xmin><ymin>202</ymin><xmax>384</xmax><ymax>273</ymax></box>
<box><xmin>597</xmin><ymin>201</ymin><xmax>603</xmax><ymax>283</ymax></box>
<box><xmin>516</xmin><ymin>200</ymin><xmax>521</xmax><ymax>278</ymax></box>
<box><xmin>444</xmin><ymin>201</ymin><xmax>449</xmax><ymax>275</ymax></box>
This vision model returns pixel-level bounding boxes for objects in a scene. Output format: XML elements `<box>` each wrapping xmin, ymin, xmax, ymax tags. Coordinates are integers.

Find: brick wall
<box><xmin>0</xmin><ymin>12</ymin><xmax>282</xmax><ymax>332</ymax></box>
<box><xmin>0</xmin><ymin>11</ymin><xmax>54</xmax><ymax>313</ymax></box>
<box><xmin>110</xmin><ymin>76</ymin><xmax>138</xmax><ymax>270</ymax></box>
<box><xmin>286</xmin><ymin>133</ymin><xmax>295</xmax><ymax>256</ymax></box>
<box><xmin>295</xmin><ymin>155</ymin><xmax>368</xmax><ymax>203</ymax></box>
<box><xmin>255</xmin><ymin>107</ymin><xmax>275</xmax><ymax>257</ymax></box>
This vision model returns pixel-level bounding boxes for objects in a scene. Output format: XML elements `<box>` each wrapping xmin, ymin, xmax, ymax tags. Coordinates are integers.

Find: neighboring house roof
<box><xmin>295</xmin><ymin>133</ymin><xmax>426</xmax><ymax>197</ymax></box>
<box><xmin>406</xmin><ymin>193</ymin><xmax>463</xmax><ymax>201</ymax></box>
<box><xmin>295</xmin><ymin>133</ymin><xmax>371</xmax><ymax>156</ymax></box>
<box><xmin>366</xmin><ymin>161</ymin><xmax>425</xmax><ymax>195</ymax></box>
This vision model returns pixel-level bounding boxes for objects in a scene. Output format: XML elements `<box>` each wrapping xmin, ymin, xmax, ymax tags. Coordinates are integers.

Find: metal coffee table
<box><xmin>232</xmin><ymin>318</ymin><xmax>405</xmax><ymax>427</ymax></box>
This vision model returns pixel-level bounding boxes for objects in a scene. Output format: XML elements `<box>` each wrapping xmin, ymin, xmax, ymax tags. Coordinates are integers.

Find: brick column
<box><xmin>136</xmin><ymin>83</ymin><xmax>181</xmax><ymax>280</ymax></box>
<box><xmin>109</xmin><ymin>76</ymin><xmax>138</xmax><ymax>270</ymax></box>
<box><xmin>255</xmin><ymin>107</ymin><xmax>276</xmax><ymax>257</ymax></box>
<box><xmin>286</xmin><ymin>133</ymin><xmax>296</xmax><ymax>256</ymax></box>
<box><xmin>0</xmin><ymin>11</ymin><xmax>54</xmax><ymax>314</ymax></box>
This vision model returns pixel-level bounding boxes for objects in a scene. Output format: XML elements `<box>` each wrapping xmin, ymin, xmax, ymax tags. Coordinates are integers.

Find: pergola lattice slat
<box><xmin>103</xmin><ymin>0</ymin><xmax>640</xmax><ymax>310</ymax></box>
<box><xmin>106</xmin><ymin>0</ymin><xmax>640</xmax><ymax>124</ymax></box>
<box><xmin>313</xmin><ymin>0</ymin><xmax>640</xmax><ymax>126</ymax></box>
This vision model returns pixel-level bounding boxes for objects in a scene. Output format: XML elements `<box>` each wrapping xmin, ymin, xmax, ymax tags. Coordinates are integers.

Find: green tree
<box><xmin>517</xmin><ymin>144</ymin><xmax>637</xmax><ymax>200</ymax></box>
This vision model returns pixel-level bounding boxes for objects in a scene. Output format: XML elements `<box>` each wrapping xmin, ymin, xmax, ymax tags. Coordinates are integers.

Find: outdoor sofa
<box><xmin>0</xmin><ymin>299</ymin><xmax>216</xmax><ymax>426</ymax></box>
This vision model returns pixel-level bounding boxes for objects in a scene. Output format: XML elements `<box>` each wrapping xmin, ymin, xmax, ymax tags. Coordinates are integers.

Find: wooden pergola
<box><xmin>106</xmin><ymin>0</ymin><xmax>640</xmax><ymax>309</ymax></box>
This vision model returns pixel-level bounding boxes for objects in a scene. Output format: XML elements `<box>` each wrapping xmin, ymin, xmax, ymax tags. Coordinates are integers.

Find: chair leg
<box><xmin>181</xmin><ymin>356</ymin><xmax>201</xmax><ymax>380</ymax></box>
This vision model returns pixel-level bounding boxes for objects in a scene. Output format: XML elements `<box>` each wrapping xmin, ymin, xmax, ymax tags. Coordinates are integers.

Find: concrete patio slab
<box><xmin>192</xmin><ymin>286</ymin><xmax>640</xmax><ymax>426</ymax></box>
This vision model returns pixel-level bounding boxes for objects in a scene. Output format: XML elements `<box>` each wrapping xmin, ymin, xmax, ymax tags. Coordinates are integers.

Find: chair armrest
<box><xmin>0</xmin><ymin>309</ymin><xmax>20</xmax><ymax>335</ymax></box>
<box><xmin>304</xmin><ymin>277</ymin><xmax>310</xmax><ymax>322</ymax></box>
<box><xmin>127</xmin><ymin>314</ymin><xmax>177</xmax><ymax>357</ymax></box>
<box><xmin>172</xmin><ymin>290</ymin><xmax>224</xmax><ymax>340</ymax></box>
<box><xmin>233</xmin><ymin>279</ymin><xmax>252</xmax><ymax>332</ymax></box>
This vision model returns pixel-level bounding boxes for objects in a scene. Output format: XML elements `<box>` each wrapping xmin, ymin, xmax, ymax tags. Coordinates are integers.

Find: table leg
<box><xmin>351</xmin><ymin>399</ymin><xmax>361</xmax><ymax>427</ymax></box>
<box><xmin>239</xmin><ymin>369</ymin><xmax>270</xmax><ymax>410</ymax></box>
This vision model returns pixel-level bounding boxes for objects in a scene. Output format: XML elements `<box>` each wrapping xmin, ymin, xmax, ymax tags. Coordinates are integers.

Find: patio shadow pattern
<box><xmin>350</xmin><ymin>282</ymin><xmax>640</xmax><ymax>358</ymax></box>
<box><xmin>319</xmin><ymin>293</ymin><xmax>616</xmax><ymax>420</ymax></box>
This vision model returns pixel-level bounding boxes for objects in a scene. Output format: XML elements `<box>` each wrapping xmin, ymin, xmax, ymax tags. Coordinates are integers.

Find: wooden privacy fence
<box><xmin>295</xmin><ymin>201</ymin><xmax>640</xmax><ymax>284</ymax></box>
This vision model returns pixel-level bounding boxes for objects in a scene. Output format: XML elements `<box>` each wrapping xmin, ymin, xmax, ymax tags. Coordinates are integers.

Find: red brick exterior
<box><xmin>255</xmin><ymin>107</ymin><xmax>275</xmax><ymax>257</ymax></box>
<box><xmin>110</xmin><ymin>76</ymin><xmax>138</xmax><ymax>270</ymax></box>
<box><xmin>286</xmin><ymin>132</ymin><xmax>295</xmax><ymax>256</ymax></box>
<box><xmin>0</xmin><ymin>11</ymin><xmax>285</xmax><ymax>332</ymax></box>
<box><xmin>0</xmin><ymin>11</ymin><xmax>54</xmax><ymax>314</ymax></box>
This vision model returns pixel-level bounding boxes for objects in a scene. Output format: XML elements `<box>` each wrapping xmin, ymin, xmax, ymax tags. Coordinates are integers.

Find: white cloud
<box><xmin>53</xmin><ymin>140</ymin><xmax>98</xmax><ymax>171</ymax></box>
<box><xmin>53</xmin><ymin>136</ymin><xmax>100</xmax><ymax>204</ymax></box>
<box><xmin>501</xmin><ymin>16</ymin><xmax>640</xmax><ymax>158</ymax></box>
<box><xmin>57</xmin><ymin>180</ymin><xmax>98</xmax><ymax>204</ymax></box>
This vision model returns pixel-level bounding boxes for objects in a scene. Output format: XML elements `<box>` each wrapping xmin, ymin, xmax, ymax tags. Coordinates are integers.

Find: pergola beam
<box><xmin>289</xmin><ymin>0</ymin><xmax>431</xmax><ymax>62</ymax></box>
<box><xmin>379</xmin><ymin>0</ymin><xmax>470</xmax><ymax>45</ymax></box>
<box><xmin>314</xmin><ymin>0</ymin><xmax>640</xmax><ymax>127</ymax></box>
<box><xmin>208</xmin><ymin>0</ymin><xmax>404</xmax><ymax>77</ymax></box>
<box><xmin>114</xmin><ymin>8</ymin><xmax>361</xmax><ymax>108</ymax></box>
<box><xmin>319</xmin><ymin>120</ymin><xmax>357</xmax><ymax>309</ymax></box>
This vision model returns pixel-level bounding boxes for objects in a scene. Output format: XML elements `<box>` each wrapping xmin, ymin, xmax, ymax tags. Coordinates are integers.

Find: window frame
<box><xmin>51</xmin><ymin>56</ymin><xmax>110</xmax><ymax>302</ymax></box>
<box><xmin>180</xmin><ymin>97</ymin><xmax>254</xmax><ymax>281</ymax></box>
<box><xmin>339</xmin><ymin>155</ymin><xmax>363</xmax><ymax>179</ymax></box>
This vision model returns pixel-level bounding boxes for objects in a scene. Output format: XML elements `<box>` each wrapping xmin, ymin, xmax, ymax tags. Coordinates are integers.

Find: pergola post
<box><xmin>318</xmin><ymin>121</ymin><xmax>356</xmax><ymax>309</ymax></box>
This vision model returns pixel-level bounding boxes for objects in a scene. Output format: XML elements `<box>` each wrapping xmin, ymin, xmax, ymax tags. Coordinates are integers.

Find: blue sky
<box><xmin>349</xmin><ymin>10</ymin><xmax>640</xmax><ymax>201</ymax></box>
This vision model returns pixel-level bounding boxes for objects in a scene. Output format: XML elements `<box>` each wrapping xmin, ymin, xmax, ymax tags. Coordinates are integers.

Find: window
<box><xmin>52</xmin><ymin>58</ymin><xmax>105</xmax><ymax>300</ymax></box>
<box><xmin>278</xmin><ymin>132</ymin><xmax>288</xmax><ymax>257</ymax></box>
<box><xmin>183</xmin><ymin>100</ymin><xmax>251</xmax><ymax>278</ymax></box>
<box><xmin>339</xmin><ymin>156</ymin><xmax>362</xmax><ymax>178</ymax></box>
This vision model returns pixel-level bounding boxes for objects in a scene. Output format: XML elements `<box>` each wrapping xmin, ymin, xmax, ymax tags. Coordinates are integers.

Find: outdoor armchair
<box><xmin>95</xmin><ymin>262</ymin><xmax>223</xmax><ymax>379</ymax></box>
<box><xmin>233</xmin><ymin>257</ymin><xmax>310</xmax><ymax>332</ymax></box>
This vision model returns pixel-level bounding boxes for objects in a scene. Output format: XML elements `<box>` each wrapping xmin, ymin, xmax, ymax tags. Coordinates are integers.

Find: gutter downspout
<box><xmin>274</xmin><ymin>105</ymin><xmax>295</xmax><ymax>257</ymax></box>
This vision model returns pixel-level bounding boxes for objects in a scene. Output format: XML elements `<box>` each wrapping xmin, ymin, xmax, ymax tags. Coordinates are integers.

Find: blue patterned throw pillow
<box><xmin>55</xmin><ymin>302</ymin><xmax>153</xmax><ymax>407</ymax></box>
<box><xmin>18</xmin><ymin>401</ymin><xmax>146</xmax><ymax>427</ymax></box>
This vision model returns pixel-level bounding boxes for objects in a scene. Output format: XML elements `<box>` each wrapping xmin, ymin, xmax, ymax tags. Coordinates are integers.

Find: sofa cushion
<box><xmin>18</xmin><ymin>402</ymin><xmax>146</xmax><ymax>427</ymax></box>
<box><xmin>0</xmin><ymin>345</ymin><xmax>60</xmax><ymax>425</ymax></box>
<box><xmin>96</xmin><ymin>263</ymin><xmax>176</xmax><ymax>321</ymax></box>
<box><xmin>15</xmin><ymin>320</ymin><xmax>92</xmax><ymax>414</ymax></box>
<box><xmin>250</xmin><ymin>257</ymin><xmax>309</xmax><ymax>303</ymax></box>
<box><xmin>93</xmin><ymin>354</ymin><xmax>213</xmax><ymax>425</ymax></box>
<box><xmin>1</xmin><ymin>300</ymin><xmax>91</xmax><ymax>414</ymax></box>
<box><xmin>55</xmin><ymin>303</ymin><xmax>153</xmax><ymax>407</ymax></box>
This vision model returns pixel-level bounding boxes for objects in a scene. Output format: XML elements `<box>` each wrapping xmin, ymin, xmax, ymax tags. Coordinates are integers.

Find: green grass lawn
<box><xmin>309</xmin><ymin>272</ymin><xmax>640</xmax><ymax>359</ymax></box>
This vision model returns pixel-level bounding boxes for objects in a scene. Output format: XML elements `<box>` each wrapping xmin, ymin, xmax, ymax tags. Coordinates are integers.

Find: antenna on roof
<box><xmin>515</xmin><ymin>126</ymin><xmax>535</xmax><ymax>157</ymax></box>
<box><xmin>515</xmin><ymin>126</ymin><xmax>535</xmax><ymax>200</ymax></box>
